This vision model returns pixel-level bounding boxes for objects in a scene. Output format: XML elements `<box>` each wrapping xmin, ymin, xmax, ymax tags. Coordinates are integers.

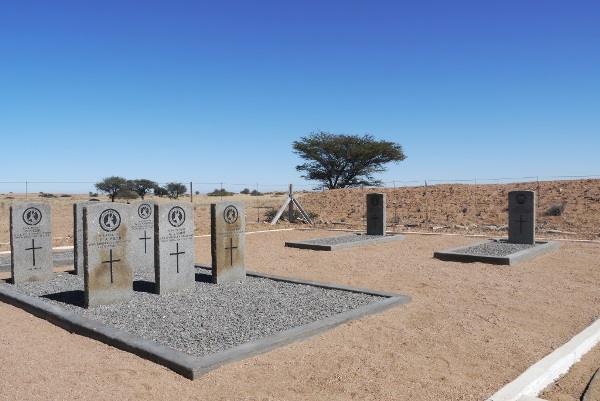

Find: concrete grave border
<box><xmin>285</xmin><ymin>233</ymin><xmax>405</xmax><ymax>251</ymax></box>
<box><xmin>0</xmin><ymin>265</ymin><xmax>410</xmax><ymax>380</ymax></box>
<box><xmin>433</xmin><ymin>239</ymin><xmax>561</xmax><ymax>266</ymax></box>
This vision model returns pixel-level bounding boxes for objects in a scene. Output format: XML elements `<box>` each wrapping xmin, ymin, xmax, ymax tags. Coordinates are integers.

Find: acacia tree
<box><xmin>95</xmin><ymin>176</ymin><xmax>128</xmax><ymax>202</ymax></box>
<box><xmin>129</xmin><ymin>179</ymin><xmax>158</xmax><ymax>199</ymax></box>
<box><xmin>165</xmin><ymin>182</ymin><xmax>187</xmax><ymax>199</ymax></box>
<box><xmin>292</xmin><ymin>131</ymin><xmax>406</xmax><ymax>189</ymax></box>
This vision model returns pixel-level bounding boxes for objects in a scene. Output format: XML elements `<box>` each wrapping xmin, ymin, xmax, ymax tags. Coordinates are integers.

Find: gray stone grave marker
<box><xmin>211</xmin><ymin>201</ymin><xmax>246</xmax><ymax>283</ymax></box>
<box><xmin>366</xmin><ymin>193</ymin><xmax>386</xmax><ymax>235</ymax></box>
<box><xmin>10</xmin><ymin>202</ymin><xmax>54</xmax><ymax>283</ymax></box>
<box><xmin>74</xmin><ymin>201</ymin><xmax>97</xmax><ymax>275</ymax></box>
<box><xmin>83</xmin><ymin>203</ymin><xmax>133</xmax><ymax>308</ymax></box>
<box><xmin>508</xmin><ymin>190</ymin><xmax>536</xmax><ymax>244</ymax></box>
<box><xmin>154</xmin><ymin>202</ymin><xmax>195</xmax><ymax>295</ymax></box>
<box><xmin>130</xmin><ymin>200</ymin><xmax>156</xmax><ymax>271</ymax></box>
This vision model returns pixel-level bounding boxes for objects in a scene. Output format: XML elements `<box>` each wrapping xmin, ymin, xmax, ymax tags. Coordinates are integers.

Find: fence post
<box><xmin>425</xmin><ymin>180</ymin><xmax>429</xmax><ymax>225</ymax></box>
<box><xmin>190</xmin><ymin>182</ymin><xmax>193</xmax><ymax>202</ymax></box>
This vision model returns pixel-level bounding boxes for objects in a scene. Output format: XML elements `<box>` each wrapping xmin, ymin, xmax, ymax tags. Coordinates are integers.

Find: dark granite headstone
<box><xmin>83</xmin><ymin>203</ymin><xmax>133</xmax><ymax>308</ymax></box>
<box><xmin>154</xmin><ymin>202</ymin><xmax>195</xmax><ymax>295</ymax></box>
<box><xmin>10</xmin><ymin>202</ymin><xmax>53</xmax><ymax>283</ymax></box>
<box><xmin>508</xmin><ymin>190</ymin><xmax>536</xmax><ymax>244</ymax></box>
<box><xmin>211</xmin><ymin>201</ymin><xmax>246</xmax><ymax>283</ymax></box>
<box><xmin>366</xmin><ymin>193</ymin><xmax>386</xmax><ymax>236</ymax></box>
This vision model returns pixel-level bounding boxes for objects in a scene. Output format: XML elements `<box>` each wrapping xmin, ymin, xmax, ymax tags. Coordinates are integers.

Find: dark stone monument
<box><xmin>130</xmin><ymin>200</ymin><xmax>157</xmax><ymax>271</ymax></box>
<box><xmin>10</xmin><ymin>202</ymin><xmax>54</xmax><ymax>283</ymax></box>
<box><xmin>211</xmin><ymin>201</ymin><xmax>246</xmax><ymax>283</ymax></box>
<box><xmin>83</xmin><ymin>203</ymin><xmax>133</xmax><ymax>308</ymax></box>
<box><xmin>73</xmin><ymin>201</ymin><xmax>97</xmax><ymax>275</ymax></box>
<box><xmin>508</xmin><ymin>190</ymin><xmax>536</xmax><ymax>244</ymax></box>
<box><xmin>154</xmin><ymin>202</ymin><xmax>195</xmax><ymax>295</ymax></box>
<box><xmin>366</xmin><ymin>193</ymin><xmax>386</xmax><ymax>235</ymax></box>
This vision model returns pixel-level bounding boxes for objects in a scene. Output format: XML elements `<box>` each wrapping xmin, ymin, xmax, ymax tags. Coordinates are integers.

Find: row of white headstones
<box><xmin>9</xmin><ymin>199</ymin><xmax>247</xmax><ymax>308</ymax></box>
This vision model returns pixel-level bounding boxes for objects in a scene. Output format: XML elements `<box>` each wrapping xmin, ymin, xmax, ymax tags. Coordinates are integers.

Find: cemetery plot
<box><xmin>285</xmin><ymin>233</ymin><xmax>405</xmax><ymax>251</ymax></box>
<box><xmin>286</xmin><ymin>192</ymin><xmax>404</xmax><ymax>250</ymax></box>
<box><xmin>433</xmin><ymin>238</ymin><xmax>560</xmax><ymax>265</ymax></box>
<box><xmin>434</xmin><ymin>190</ymin><xmax>560</xmax><ymax>265</ymax></box>
<box><xmin>0</xmin><ymin>265</ymin><xmax>410</xmax><ymax>380</ymax></box>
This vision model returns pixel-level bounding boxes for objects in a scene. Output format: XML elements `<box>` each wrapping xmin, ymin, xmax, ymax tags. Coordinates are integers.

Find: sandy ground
<box><xmin>0</xmin><ymin>229</ymin><xmax>599</xmax><ymax>400</ymax></box>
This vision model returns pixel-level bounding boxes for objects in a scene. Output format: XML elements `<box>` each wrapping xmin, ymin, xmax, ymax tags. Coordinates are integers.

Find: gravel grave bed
<box><xmin>453</xmin><ymin>241</ymin><xmax>539</xmax><ymax>256</ymax></box>
<box><xmin>302</xmin><ymin>234</ymin><xmax>395</xmax><ymax>246</ymax></box>
<box><xmin>0</xmin><ymin>251</ymin><xmax>74</xmax><ymax>266</ymax></box>
<box><xmin>1</xmin><ymin>267</ymin><xmax>382</xmax><ymax>357</ymax></box>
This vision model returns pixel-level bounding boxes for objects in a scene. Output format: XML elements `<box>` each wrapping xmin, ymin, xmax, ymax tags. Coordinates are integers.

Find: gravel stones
<box><xmin>452</xmin><ymin>241</ymin><xmax>538</xmax><ymax>257</ymax></box>
<box><xmin>4</xmin><ymin>267</ymin><xmax>381</xmax><ymax>357</ymax></box>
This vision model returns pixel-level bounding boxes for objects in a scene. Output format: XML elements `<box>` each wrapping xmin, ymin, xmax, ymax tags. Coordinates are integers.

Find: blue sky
<box><xmin>1</xmin><ymin>1</ymin><xmax>598</xmax><ymax>194</ymax></box>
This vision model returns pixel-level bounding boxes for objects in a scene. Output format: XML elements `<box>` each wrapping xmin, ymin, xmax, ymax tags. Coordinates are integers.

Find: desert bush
<box><xmin>250</xmin><ymin>189</ymin><xmax>263</xmax><ymax>196</ymax></box>
<box><xmin>39</xmin><ymin>192</ymin><xmax>57</xmax><ymax>198</ymax></box>
<box><xmin>60</xmin><ymin>194</ymin><xmax>72</xmax><ymax>198</ymax></box>
<box><xmin>207</xmin><ymin>188</ymin><xmax>234</xmax><ymax>197</ymax></box>
<box><xmin>116</xmin><ymin>190</ymin><xmax>140</xmax><ymax>200</ymax></box>
<box><xmin>545</xmin><ymin>202</ymin><xmax>567</xmax><ymax>216</ymax></box>
<box><xmin>240</xmin><ymin>188</ymin><xmax>250</xmax><ymax>194</ymax></box>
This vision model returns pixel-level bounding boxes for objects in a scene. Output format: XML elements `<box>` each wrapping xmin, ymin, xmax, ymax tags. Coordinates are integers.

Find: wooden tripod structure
<box><xmin>270</xmin><ymin>184</ymin><xmax>313</xmax><ymax>225</ymax></box>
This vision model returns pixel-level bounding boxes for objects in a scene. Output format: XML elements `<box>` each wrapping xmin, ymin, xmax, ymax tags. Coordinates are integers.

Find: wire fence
<box><xmin>1</xmin><ymin>174</ymin><xmax>599</xmax><ymax>197</ymax></box>
<box><xmin>1</xmin><ymin>174</ymin><xmax>599</xmax><ymax>240</ymax></box>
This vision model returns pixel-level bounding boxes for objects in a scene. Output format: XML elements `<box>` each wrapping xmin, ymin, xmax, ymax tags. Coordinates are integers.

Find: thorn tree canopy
<box><xmin>292</xmin><ymin>131</ymin><xmax>406</xmax><ymax>189</ymax></box>
<box><xmin>95</xmin><ymin>176</ymin><xmax>128</xmax><ymax>202</ymax></box>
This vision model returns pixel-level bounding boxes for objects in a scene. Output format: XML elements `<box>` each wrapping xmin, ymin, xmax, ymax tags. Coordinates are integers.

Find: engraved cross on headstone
<box><xmin>101</xmin><ymin>249</ymin><xmax>121</xmax><ymax>283</ymax></box>
<box><xmin>225</xmin><ymin>237</ymin><xmax>238</xmax><ymax>266</ymax></box>
<box><xmin>170</xmin><ymin>242</ymin><xmax>185</xmax><ymax>273</ymax></box>
<box><xmin>371</xmin><ymin>215</ymin><xmax>380</xmax><ymax>228</ymax></box>
<box><xmin>139</xmin><ymin>230</ymin><xmax>151</xmax><ymax>253</ymax></box>
<box><xmin>517</xmin><ymin>215</ymin><xmax>526</xmax><ymax>233</ymax></box>
<box><xmin>24</xmin><ymin>239</ymin><xmax>42</xmax><ymax>266</ymax></box>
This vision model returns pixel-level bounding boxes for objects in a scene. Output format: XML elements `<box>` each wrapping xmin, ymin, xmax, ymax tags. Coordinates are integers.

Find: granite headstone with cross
<box><xmin>508</xmin><ymin>190</ymin><xmax>536</xmax><ymax>244</ymax></box>
<box><xmin>10</xmin><ymin>202</ymin><xmax>54</xmax><ymax>283</ymax></box>
<box><xmin>211</xmin><ymin>201</ymin><xmax>246</xmax><ymax>284</ymax></box>
<box><xmin>73</xmin><ymin>201</ymin><xmax>98</xmax><ymax>275</ymax></box>
<box><xmin>154</xmin><ymin>202</ymin><xmax>195</xmax><ymax>295</ymax></box>
<box><xmin>366</xmin><ymin>193</ymin><xmax>386</xmax><ymax>236</ymax></box>
<box><xmin>130</xmin><ymin>200</ymin><xmax>157</xmax><ymax>271</ymax></box>
<box><xmin>83</xmin><ymin>203</ymin><xmax>133</xmax><ymax>308</ymax></box>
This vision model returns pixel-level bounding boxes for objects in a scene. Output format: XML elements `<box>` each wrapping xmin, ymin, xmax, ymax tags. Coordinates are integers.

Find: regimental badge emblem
<box><xmin>224</xmin><ymin>205</ymin><xmax>238</xmax><ymax>224</ymax></box>
<box><xmin>168</xmin><ymin>206</ymin><xmax>185</xmax><ymax>227</ymax></box>
<box><xmin>515</xmin><ymin>193</ymin><xmax>527</xmax><ymax>205</ymax></box>
<box><xmin>99</xmin><ymin>209</ymin><xmax>121</xmax><ymax>232</ymax></box>
<box><xmin>370</xmin><ymin>196</ymin><xmax>380</xmax><ymax>206</ymax></box>
<box><xmin>138</xmin><ymin>204</ymin><xmax>152</xmax><ymax>219</ymax></box>
<box><xmin>22</xmin><ymin>207</ymin><xmax>42</xmax><ymax>226</ymax></box>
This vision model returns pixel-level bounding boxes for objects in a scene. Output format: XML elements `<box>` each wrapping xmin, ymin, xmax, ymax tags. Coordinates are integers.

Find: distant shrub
<box><xmin>240</xmin><ymin>188</ymin><xmax>250</xmax><ymax>194</ymax></box>
<box><xmin>545</xmin><ymin>202</ymin><xmax>567</xmax><ymax>216</ymax></box>
<box><xmin>116</xmin><ymin>190</ymin><xmax>139</xmax><ymax>200</ymax></box>
<box><xmin>60</xmin><ymin>194</ymin><xmax>72</xmax><ymax>198</ymax></box>
<box><xmin>250</xmin><ymin>189</ymin><xmax>263</xmax><ymax>196</ymax></box>
<box><xmin>39</xmin><ymin>192</ymin><xmax>57</xmax><ymax>198</ymax></box>
<box><xmin>89</xmin><ymin>192</ymin><xmax>99</xmax><ymax>197</ymax></box>
<box><xmin>207</xmin><ymin>188</ymin><xmax>234</xmax><ymax>197</ymax></box>
<box><xmin>90</xmin><ymin>198</ymin><xmax>101</xmax><ymax>202</ymax></box>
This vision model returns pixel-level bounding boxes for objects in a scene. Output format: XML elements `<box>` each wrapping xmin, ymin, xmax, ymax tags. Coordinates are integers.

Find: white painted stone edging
<box><xmin>487</xmin><ymin>317</ymin><xmax>600</xmax><ymax>401</ymax></box>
